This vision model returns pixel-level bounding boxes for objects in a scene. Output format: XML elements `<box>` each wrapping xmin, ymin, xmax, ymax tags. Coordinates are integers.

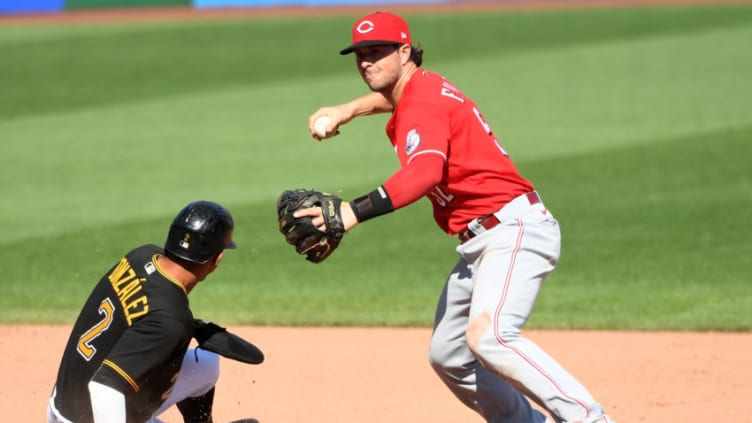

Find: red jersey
<box><xmin>384</xmin><ymin>70</ymin><xmax>534</xmax><ymax>234</ymax></box>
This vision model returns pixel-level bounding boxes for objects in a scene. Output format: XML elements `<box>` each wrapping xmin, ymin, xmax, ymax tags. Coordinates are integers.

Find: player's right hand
<box><xmin>308</xmin><ymin>106</ymin><xmax>349</xmax><ymax>141</ymax></box>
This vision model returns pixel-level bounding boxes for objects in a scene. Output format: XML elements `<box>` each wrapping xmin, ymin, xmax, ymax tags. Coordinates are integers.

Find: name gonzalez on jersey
<box><xmin>75</xmin><ymin>256</ymin><xmax>151</xmax><ymax>361</ymax></box>
<box><xmin>108</xmin><ymin>257</ymin><xmax>149</xmax><ymax>326</ymax></box>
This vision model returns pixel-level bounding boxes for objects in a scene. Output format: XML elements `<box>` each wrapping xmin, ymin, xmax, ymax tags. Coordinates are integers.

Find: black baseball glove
<box><xmin>193</xmin><ymin>319</ymin><xmax>264</xmax><ymax>365</ymax></box>
<box><xmin>277</xmin><ymin>189</ymin><xmax>346</xmax><ymax>263</ymax></box>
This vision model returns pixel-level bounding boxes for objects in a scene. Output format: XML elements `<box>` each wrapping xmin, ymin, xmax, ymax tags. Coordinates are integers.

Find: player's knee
<box><xmin>195</xmin><ymin>349</ymin><xmax>220</xmax><ymax>388</ymax></box>
<box><xmin>466</xmin><ymin>311</ymin><xmax>492</xmax><ymax>354</ymax></box>
<box><xmin>200</xmin><ymin>351</ymin><xmax>219</xmax><ymax>386</ymax></box>
<box><xmin>429</xmin><ymin>336</ymin><xmax>466</xmax><ymax>373</ymax></box>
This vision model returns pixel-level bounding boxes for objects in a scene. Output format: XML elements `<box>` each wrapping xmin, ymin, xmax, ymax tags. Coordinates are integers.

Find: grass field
<box><xmin>1</xmin><ymin>4</ymin><xmax>750</xmax><ymax>329</ymax></box>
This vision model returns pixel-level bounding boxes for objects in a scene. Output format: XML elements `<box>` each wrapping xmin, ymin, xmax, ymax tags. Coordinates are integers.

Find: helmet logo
<box><xmin>356</xmin><ymin>20</ymin><xmax>375</xmax><ymax>34</ymax></box>
<box><xmin>179</xmin><ymin>233</ymin><xmax>191</xmax><ymax>250</ymax></box>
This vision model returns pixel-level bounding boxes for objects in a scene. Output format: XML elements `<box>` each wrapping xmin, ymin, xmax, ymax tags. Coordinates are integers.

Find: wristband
<box><xmin>350</xmin><ymin>186</ymin><xmax>394</xmax><ymax>223</ymax></box>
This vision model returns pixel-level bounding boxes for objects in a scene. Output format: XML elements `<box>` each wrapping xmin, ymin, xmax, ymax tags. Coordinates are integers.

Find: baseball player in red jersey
<box><xmin>303</xmin><ymin>11</ymin><xmax>616</xmax><ymax>423</ymax></box>
<box><xmin>48</xmin><ymin>201</ymin><xmax>239</xmax><ymax>423</ymax></box>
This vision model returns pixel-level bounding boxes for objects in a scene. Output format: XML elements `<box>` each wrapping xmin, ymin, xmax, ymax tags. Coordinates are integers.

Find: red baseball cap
<box><xmin>339</xmin><ymin>11</ymin><xmax>412</xmax><ymax>55</ymax></box>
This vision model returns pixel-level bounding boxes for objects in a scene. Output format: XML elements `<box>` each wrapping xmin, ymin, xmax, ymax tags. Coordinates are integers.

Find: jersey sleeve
<box><xmin>382</xmin><ymin>153</ymin><xmax>445</xmax><ymax>209</ymax></box>
<box><xmin>91</xmin><ymin>314</ymin><xmax>191</xmax><ymax>393</ymax></box>
<box><xmin>397</xmin><ymin>97</ymin><xmax>451</xmax><ymax>163</ymax></box>
<box><xmin>383</xmin><ymin>79</ymin><xmax>454</xmax><ymax>209</ymax></box>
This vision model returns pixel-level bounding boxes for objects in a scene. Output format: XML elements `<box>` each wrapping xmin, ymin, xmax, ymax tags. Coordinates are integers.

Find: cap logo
<box><xmin>401</xmin><ymin>32</ymin><xmax>408</xmax><ymax>39</ymax></box>
<box><xmin>356</xmin><ymin>20</ymin><xmax>375</xmax><ymax>34</ymax></box>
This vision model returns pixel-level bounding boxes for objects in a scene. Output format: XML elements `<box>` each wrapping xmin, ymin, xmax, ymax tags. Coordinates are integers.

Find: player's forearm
<box><xmin>309</xmin><ymin>92</ymin><xmax>393</xmax><ymax>140</ymax></box>
<box><xmin>345</xmin><ymin>92</ymin><xmax>394</xmax><ymax>117</ymax></box>
<box><xmin>88</xmin><ymin>381</ymin><xmax>127</xmax><ymax>423</ymax></box>
<box><xmin>348</xmin><ymin>155</ymin><xmax>444</xmax><ymax>225</ymax></box>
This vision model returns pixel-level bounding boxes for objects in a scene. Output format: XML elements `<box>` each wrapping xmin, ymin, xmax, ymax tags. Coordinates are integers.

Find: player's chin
<box><xmin>363</xmin><ymin>74</ymin><xmax>384</xmax><ymax>91</ymax></box>
<box><xmin>365</xmin><ymin>79</ymin><xmax>388</xmax><ymax>93</ymax></box>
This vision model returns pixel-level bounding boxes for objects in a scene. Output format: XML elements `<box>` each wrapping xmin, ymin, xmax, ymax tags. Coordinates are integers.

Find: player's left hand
<box><xmin>277</xmin><ymin>189</ymin><xmax>348</xmax><ymax>263</ymax></box>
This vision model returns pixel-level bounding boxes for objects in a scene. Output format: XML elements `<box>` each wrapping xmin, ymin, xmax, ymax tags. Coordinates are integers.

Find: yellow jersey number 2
<box><xmin>77</xmin><ymin>297</ymin><xmax>115</xmax><ymax>361</ymax></box>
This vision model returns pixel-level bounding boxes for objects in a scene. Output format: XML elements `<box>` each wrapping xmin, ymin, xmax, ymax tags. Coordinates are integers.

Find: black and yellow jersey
<box><xmin>52</xmin><ymin>244</ymin><xmax>194</xmax><ymax>423</ymax></box>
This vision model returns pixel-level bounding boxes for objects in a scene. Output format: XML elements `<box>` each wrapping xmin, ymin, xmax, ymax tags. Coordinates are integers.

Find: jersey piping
<box><xmin>102</xmin><ymin>359</ymin><xmax>139</xmax><ymax>392</ymax></box>
<box><xmin>152</xmin><ymin>254</ymin><xmax>188</xmax><ymax>294</ymax></box>
<box><xmin>406</xmin><ymin>149</ymin><xmax>446</xmax><ymax>165</ymax></box>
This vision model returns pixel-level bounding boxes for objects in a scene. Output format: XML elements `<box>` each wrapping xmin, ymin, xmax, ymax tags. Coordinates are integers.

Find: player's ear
<box><xmin>213</xmin><ymin>251</ymin><xmax>225</xmax><ymax>267</ymax></box>
<box><xmin>206</xmin><ymin>251</ymin><xmax>225</xmax><ymax>274</ymax></box>
<box><xmin>399</xmin><ymin>44</ymin><xmax>412</xmax><ymax>66</ymax></box>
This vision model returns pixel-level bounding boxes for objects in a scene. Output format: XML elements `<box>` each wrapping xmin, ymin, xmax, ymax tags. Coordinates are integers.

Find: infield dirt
<box><xmin>3</xmin><ymin>325</ymin><xmax>750</xmax><ymax>422</ymax></box>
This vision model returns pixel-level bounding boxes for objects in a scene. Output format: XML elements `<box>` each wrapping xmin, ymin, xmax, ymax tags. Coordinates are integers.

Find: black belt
<box><xmin>458</xmin><ymin>192</ymin><xmax>541</xmax><ymax>244</ymax></box>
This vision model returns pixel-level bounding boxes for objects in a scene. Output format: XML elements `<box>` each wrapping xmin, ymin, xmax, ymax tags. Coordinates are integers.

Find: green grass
<box><xmin>527</xmin><ymin>126</ymin><xmax>752</xmax><ymax>330</ymax></box>
<box><xmin>1</xmin><ymin>4</ymin><xmax>751</xmax><ymax>329</ymax></box>
<box><xmin>2</xmin><ymin>5</ymin><xmax>751</xmax><ymax>119</ymax></box>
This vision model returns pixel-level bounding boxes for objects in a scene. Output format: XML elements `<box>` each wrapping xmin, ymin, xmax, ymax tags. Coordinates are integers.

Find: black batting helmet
<box><xmin>164</xmin><ymin>201</ymin><xmax>237</xmax><ymax>264</ymax></box>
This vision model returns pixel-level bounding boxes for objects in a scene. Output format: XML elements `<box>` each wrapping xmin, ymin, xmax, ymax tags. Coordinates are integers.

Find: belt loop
<box><xmin>467</xmin><ymin>218</ymin><xmax>486</xmax><ymax>237</ymax></box>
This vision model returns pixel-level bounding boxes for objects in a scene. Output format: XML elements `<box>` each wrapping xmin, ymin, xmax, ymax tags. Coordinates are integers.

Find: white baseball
<box><xmin>314</xmin><ymin>115</ymin><xmax>333</xmax><ymax>138</ymax></box>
